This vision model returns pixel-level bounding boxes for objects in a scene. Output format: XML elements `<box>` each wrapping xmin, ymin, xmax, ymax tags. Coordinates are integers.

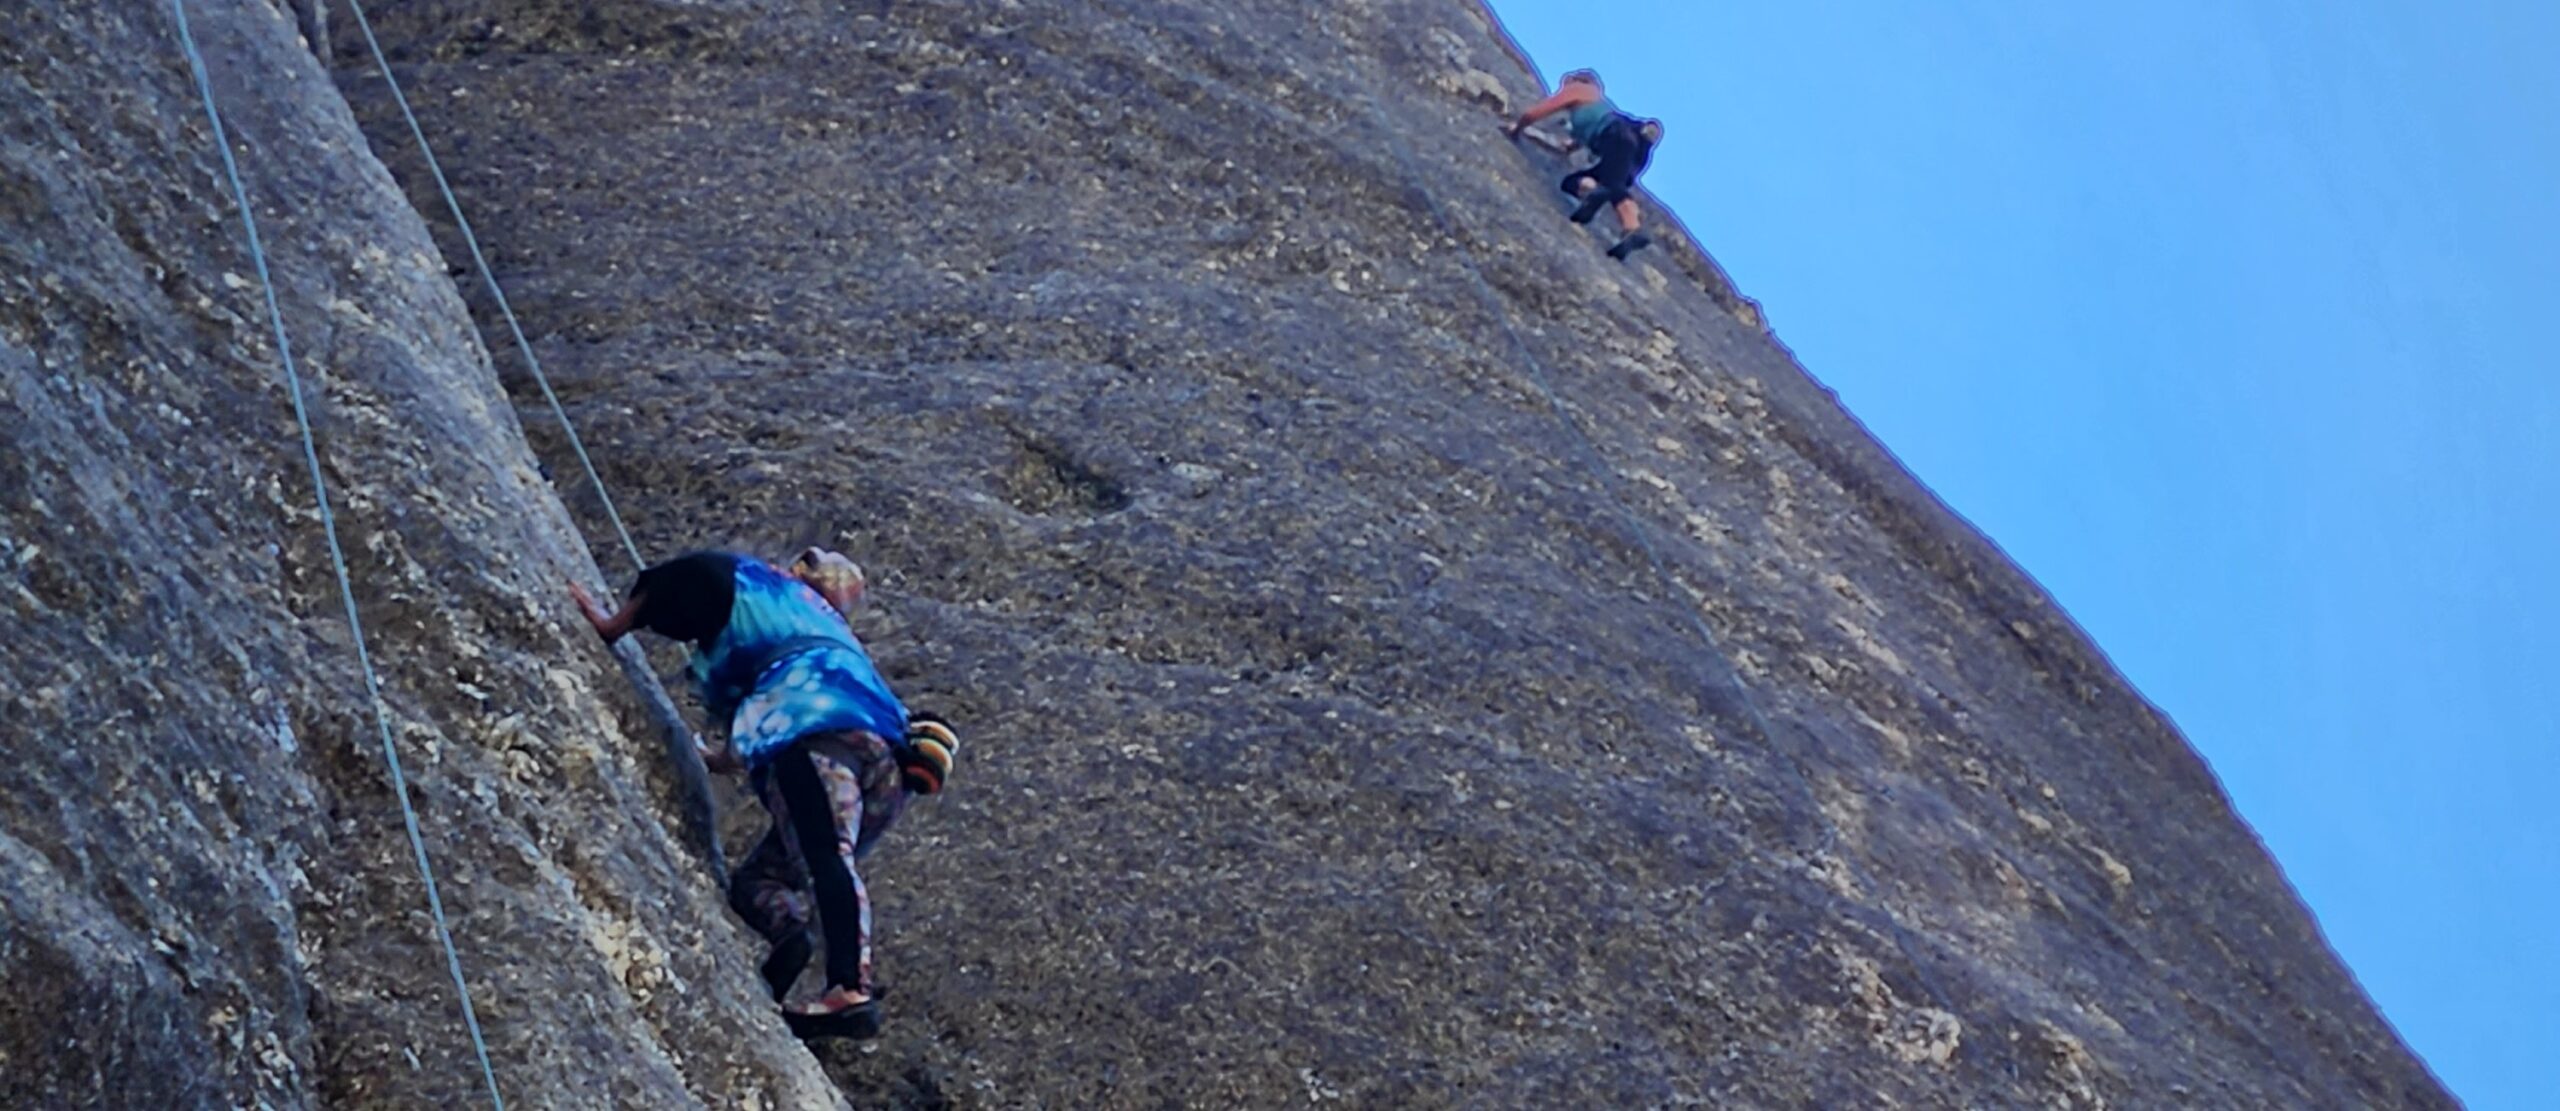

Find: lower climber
<box><xmin>1506</xmin><ymin>68</ymin><xmax>1665</xmax><ymax>261</ymax></box>
<box><xmin>570</xmin><ymin>548</ymin><xmax>958</xmax><ymax>1041</ymax></box>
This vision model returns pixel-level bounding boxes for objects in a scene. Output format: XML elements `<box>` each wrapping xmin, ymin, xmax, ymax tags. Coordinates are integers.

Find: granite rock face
<box><xmin>0</xmin><ymin>2</ymin><xmax>835</xmax><ymax>1106</ymax></box>
<box><xmin>4</xmin><ymin>0</ymin><xmax>2449</xmax><ymax>1107</ymax></box>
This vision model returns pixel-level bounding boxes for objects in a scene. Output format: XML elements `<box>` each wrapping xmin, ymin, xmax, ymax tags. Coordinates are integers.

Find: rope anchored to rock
<box><xmin>340</xmin><ymin>0</ymin><xmax>729</xmax><ymax>884</ymax></box>
<box><xmin>168</xmin><ymin>0</ymin><xmax>746</xmax><ymax>1100</ymax></box>
<box><xmin>167</xmin><ymin>1</ymin><xmax>503</xmax><ymax>1106</ymax></box>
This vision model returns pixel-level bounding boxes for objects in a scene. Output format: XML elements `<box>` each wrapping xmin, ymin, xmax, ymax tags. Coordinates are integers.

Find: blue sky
<box><xmin>1488</xmin><ymin>1</ymin><xmax>2556</xmax><ymax>1105</ymax></box>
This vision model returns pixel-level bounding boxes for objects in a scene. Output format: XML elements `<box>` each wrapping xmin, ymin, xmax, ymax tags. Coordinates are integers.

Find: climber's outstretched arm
<box><xmin>1506</xmin><ymin>87</ymin><xmax>1595</xmax><ymax>140</ymax></box>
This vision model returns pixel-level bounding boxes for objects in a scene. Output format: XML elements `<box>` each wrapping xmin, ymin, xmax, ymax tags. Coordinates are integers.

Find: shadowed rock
<box><xmin>1</xmin><ymin>0</ymin><xmax>2451</xmax><ymax>1107</ymax></box>
<box><xmin>1</xmin><ymin>2</ymin><xmax>834</xmax><ymax>1105</ymax></box>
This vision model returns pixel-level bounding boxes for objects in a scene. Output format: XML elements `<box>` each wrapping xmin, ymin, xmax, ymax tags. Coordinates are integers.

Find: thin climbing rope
<box><xmin>167</xmin><ymin>3</ymin><xmax>505</xmax><ymax>1107</ymax></box>
<box><xmin>342</xmin><ymin>0</ymin><xmax>643</xmax><ymax>573</ymax></box>
<box><xmin>336</xmin><ymin>0</ymin><xmax>732</xmax><ymax>884</ymax></box>
<box><xmin>1323</xmin><ymin>15</ymin><xmax>1974</xmax><ymax>1023</ymax></box>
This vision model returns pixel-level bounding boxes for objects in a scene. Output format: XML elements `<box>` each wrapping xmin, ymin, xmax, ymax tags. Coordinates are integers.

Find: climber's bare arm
<box><xmin>566</xmin><ymin>579</ymin><xmax>740</xmax><ymax>772</ymax></box>
<box><xmin>569</xmin><ymin>580</ymin><xmax>643</xmax><ymax>642</ymax></box>
<box><xmin>1506</xmin><ymin>87</ymin><xmax>1596</xmax><ymax>140</ymax></box>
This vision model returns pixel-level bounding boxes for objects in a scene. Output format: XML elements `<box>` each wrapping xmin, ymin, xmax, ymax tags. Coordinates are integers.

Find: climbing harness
<box><xmin>166</xmin><ymin>1</ymin><xmax>503</xmax><ymax>1106</ymax></box>
<box><xmin>1320</xmin><ymin>8</ymin><xmax>1976</xmax><ymax>1031</ymax></box>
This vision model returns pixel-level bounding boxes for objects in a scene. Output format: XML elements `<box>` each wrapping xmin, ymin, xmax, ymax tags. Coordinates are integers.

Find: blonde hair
<box><xmin>789</xmin><ymin>547</ymin><xmax>865</xmax><ymax>600</ymax></box>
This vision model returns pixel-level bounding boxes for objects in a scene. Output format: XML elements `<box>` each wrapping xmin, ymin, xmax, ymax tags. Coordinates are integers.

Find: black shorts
<box><xmin>1561</xmin><ymin>119</ymin><xmax>1652</xmax><ymax>201</ymax></box>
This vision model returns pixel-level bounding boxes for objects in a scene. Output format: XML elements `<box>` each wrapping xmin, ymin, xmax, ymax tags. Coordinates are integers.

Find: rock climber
<box><xmin>568</xmin><ymin>547</ymin><xmax>958</xmax><ymax>1041</ymax></box>
<box><xmin>1505</xmin><ymin>68</ymin><xmax>1664</xmax><ymax>261</ymax></box>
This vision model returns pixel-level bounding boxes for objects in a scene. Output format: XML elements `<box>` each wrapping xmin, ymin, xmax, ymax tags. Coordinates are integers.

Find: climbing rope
<box><xmin>342</xmin><ymin>0</ymin><xmax>643</xmax><ymax>573</ymax></box>
<box><xmin>1321</xmin><ymin>14</ymin><xmax>1975</xmax><ymax>1026</ymax></box>
<box><xmin>166</xmin><ymin>2</ymin><xmax>505</xmax><ymax>1107</ymax></box>
<box><xmin>336</xmin><ymin>0</ymin><xmax>729</xmax><ymax>882</ymax></box>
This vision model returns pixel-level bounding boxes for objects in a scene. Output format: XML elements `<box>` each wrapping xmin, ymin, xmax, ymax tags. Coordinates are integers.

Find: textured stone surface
<box><xmin>4</xmin><ymin>0</ymin><xmax>2452</xmax><ymax>1107</ymax></box>
<box><xmin>0</xmin><ymin>2</ymin><xmax>834</xmax><ymax>1106</ymax></box>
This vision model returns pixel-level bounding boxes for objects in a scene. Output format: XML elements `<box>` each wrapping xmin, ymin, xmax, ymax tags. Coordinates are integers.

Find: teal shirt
<box><xmin>1566</xmin><ymin>95</ymin><xmax>1621</xmax><ymax>147</ymax></box>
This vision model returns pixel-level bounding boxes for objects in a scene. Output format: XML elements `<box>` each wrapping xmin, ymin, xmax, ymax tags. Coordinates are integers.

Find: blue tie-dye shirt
<box><xmin>685</xmin><ymin>557</ymin><xmax>908</xmax><ymax>768</ymax></box>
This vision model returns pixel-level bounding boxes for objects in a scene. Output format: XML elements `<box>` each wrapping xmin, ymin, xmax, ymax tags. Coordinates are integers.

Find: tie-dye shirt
<box><xmin>632</xmin><ymin>552</ymin><xmax>908</xmax><ymax>768</ymax></box>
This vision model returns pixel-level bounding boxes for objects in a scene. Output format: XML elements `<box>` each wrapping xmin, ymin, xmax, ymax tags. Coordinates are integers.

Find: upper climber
<box><xmin>568</xmin><ymin>548</ymin><xmax>959</xmax><ymax>1042</ymax></box>
<box><xmin>1505</xmin><ymin>68</ymin><xmax>1665</xmax><ymax>261</ymax></box>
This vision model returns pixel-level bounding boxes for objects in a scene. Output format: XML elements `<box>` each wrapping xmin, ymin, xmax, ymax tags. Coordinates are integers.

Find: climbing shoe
<box><xmin>760</xmin><ymin>932</ymin><xmax>813</xmax><ymax>1002</ymax></box>
<box><xmin>783</xmin><ymin>997</ymin><xmax>883</xmax><ymax>1042</ymax></box>
<box><xmin>1607</xmin><ymin>232</ymin><xmax>1654</xmax><ymax>261</ymax></box>
<box><xmin>1569</xmin><ymin>191</ymin><xmax>1609</xmax><ymax>225</ymax></box>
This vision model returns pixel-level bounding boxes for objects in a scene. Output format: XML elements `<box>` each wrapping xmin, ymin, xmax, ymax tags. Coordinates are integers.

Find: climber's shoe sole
<box><xmin>1608</xmin><ymin>232</ymin><xmax>1653</xmax><ymax>261</ymax></box>
<box><xmin>783</xmin><ymin>998</ymin><xmax>882</xmax><ymax>1042</ymax></box>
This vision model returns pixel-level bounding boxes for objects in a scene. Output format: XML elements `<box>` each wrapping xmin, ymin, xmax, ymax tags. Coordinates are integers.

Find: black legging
<box><xmin>1561</xmin><ymin>119</ymin><xmax>1652</xmax><ymax>205</ymax></box>
<box><xmin>771</xmin><ymin>743</ymin><xmax>866</xmax><ymax>993</ymax></box>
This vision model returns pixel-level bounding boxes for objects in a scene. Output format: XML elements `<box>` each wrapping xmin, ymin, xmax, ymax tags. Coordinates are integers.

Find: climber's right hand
<box><xmin>697</xmin><ymin>741</ymin><xmax>745</xmax><ymax>776</ymax></box>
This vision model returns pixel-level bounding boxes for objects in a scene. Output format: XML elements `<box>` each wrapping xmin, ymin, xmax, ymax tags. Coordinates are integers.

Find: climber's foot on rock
<box><xmin>782</xmin><ymin>986</ymin><xmax>881</xmax><ymax>1041</ymax></box>
<box><xmin>1608</xmin><ymin>231</ymin><xmax>1653</xmax><ymax>260</ymax></box>
<box><xmin>1569</xmin><ymin>191</ymin><xmax>1610</xmax><ymax>225</ymax></box>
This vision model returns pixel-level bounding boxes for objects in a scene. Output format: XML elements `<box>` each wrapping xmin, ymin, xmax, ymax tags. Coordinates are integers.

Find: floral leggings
<box><xmin>729</xmin><ymin>730</ymin><xmax>909</xmax><ymax>997</ymax></box>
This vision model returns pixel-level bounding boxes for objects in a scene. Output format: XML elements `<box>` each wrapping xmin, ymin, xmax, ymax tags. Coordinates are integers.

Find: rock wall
<box><xmin>1</xmin><ymin>2</ymin><xmax>835</xmax><ymax>1106</ymax></box>
<box><xmin>1</xmin><ymin>0</ymin><xmax>2450</xmax><ymax>1107</ymax></box>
